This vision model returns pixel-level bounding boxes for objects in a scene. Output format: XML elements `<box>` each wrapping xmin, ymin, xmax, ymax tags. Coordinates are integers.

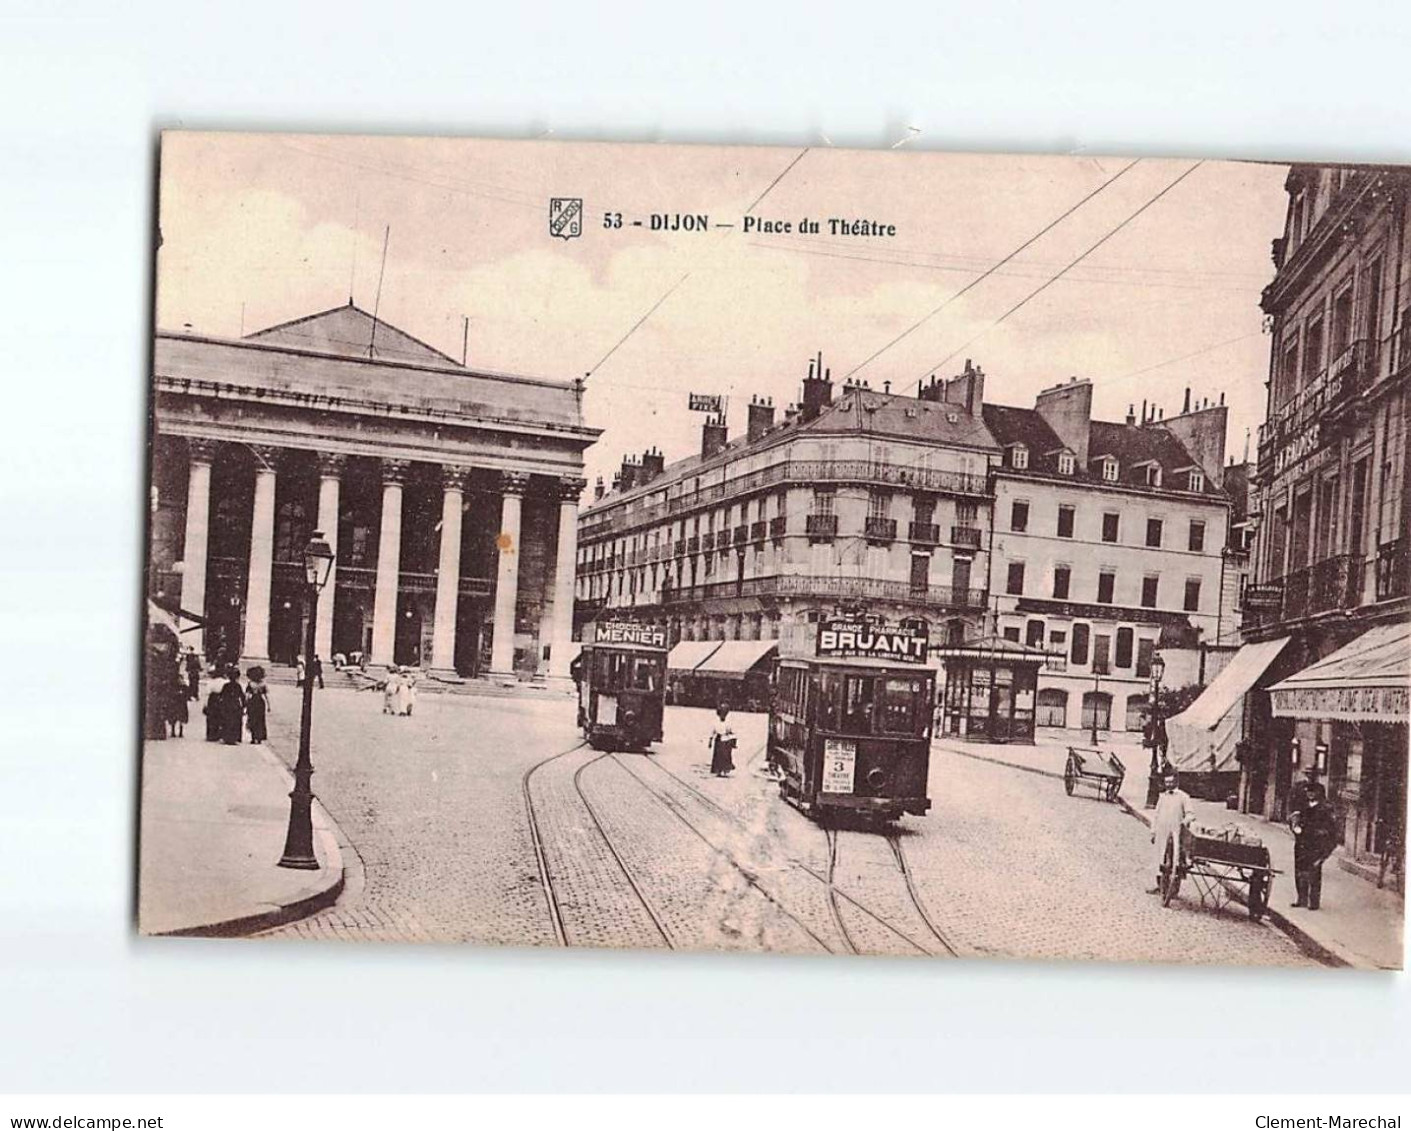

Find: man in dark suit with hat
<box><xmin>1288</xmin><ymin>778</ymin><xmax>1338</xmax><ymax>910</ymax></box>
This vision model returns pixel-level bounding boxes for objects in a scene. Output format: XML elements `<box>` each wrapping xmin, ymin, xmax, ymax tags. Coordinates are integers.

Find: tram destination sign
<box><xmin>816</xmin><ymin>617</ymin><xmax>929</xmax><ymax>663</ymax></box>
<box><xmin>592</xmin><ymin>621</ymin><xmax>668</xmax><ymax>648</ymax></box>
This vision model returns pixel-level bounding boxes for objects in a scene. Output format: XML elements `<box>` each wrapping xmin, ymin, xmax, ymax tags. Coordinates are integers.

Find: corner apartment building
<box><xmin>984</xmin><ymin>379</ymin><xmax>1233</xmax><ymax>734</ymax></box>
<box><xmin>575</xmin><ymin>359</ymin><xmax>1000</xmax><ymax>658</ymax></box>
<box><xmin>1242</xmin><ymin>164</ymin><xmax>1409</xmax><ymax>874</ymax></box>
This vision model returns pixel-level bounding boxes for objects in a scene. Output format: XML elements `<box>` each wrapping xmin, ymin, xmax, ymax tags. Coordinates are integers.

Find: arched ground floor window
<box><xmin>1125</xmin><ymin>692</ymin><xmax>1149</xmax><ymax>732</ymax></box>
<box><xmin>1081</xmin><ymin>690</ymin><xmax>1113</xmax><ymax>732</ymax></box>
<box><xmin>1036</xmin><ymin>687</ymin><xmax>1068</xmax><ymax>727</ymax></box>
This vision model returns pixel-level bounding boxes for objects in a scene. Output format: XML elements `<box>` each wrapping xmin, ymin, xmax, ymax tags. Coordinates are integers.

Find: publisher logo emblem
<box><xmin>549</xmin><ymin>198</ymin><xmax>583</xmax><ymax>240</ymax></box>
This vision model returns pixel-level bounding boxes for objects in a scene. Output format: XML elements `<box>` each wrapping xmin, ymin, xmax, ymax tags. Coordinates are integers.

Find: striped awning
<box><xmin>1268</xmin><ymin>623</ymin><xmax>1410</xmax><ymax>723</ymax></box>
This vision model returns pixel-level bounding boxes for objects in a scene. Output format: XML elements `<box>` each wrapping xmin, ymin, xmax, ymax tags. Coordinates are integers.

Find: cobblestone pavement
<box><xmin>253</xmin><ymin>691</ymin><xmax>1320</xmax><ymax>966</ymax></box>
<box><xmin>900</xmin><ymin>746</ymin><xmax>1316</xmax><ymax>966</ymax></box>
<box><xmin>259</xmin><ymin>686</ymin><xmax>576</xmax><ymax>945</ymax></box>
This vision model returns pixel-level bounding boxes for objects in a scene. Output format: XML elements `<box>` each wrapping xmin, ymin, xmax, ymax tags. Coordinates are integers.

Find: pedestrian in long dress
<box><xmin>1289</xmin><ymin>780</ymin><xmax>1338</xmax><ymax>910</ymax></box>
<box><xmin>183</xmin><ymin>648</ymin><xmax>202</xmax><ymax>701</ymax></box>
<box><xmin>217</xmin><ymin>667</ymin><xmax>246</xmax><ymax>745</ymax></box>
<box><xmin>245</xmin><ymin>665</ymin><xmax>270</xmax><ymax>744</ymax></box>
<box><xmin>311</xmin><ymin>654</ymin><xmax>324</xmax><ymax>690</ymax></box>
<box><xmin>203</xmin><ymin>669</ymin><xmax>227</xmax><ymax>742</ymax></box>
<box><xmin>708</xmin><ymin>704</ymin><xmax>736</xmax><ymax>777</ymax></box>
<box><xmin>168</xmin><ymin>680</ymin><xmax>188</xmax><ymax>737</ymax></box>
<box><xmin>395</xmin><ymin>670</ymin><xmax>417</xmax><ymax>716</ymax></box>
<box><xmin>382</xmin><ymin>666</ymin><xmax>400</xmax><ymax>714</ymax></box>
<box><xmin>1147</xmin><ymin>769</ymin><xmax>1194</xmax><ymax>894</ymax></box>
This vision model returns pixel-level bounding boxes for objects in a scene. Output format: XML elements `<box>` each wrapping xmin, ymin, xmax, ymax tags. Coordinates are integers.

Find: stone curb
<box><xmin>939</xmin><ymin>743</ymin><xmax>1351</xmax><ymax>969</ymax></box>
<box><xmin>155</xmin><ymin>741</ymin><xmax>349</xmax><ymax>939</ymax></box>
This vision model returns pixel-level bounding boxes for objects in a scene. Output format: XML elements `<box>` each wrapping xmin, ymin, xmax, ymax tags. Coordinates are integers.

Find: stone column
<box><xmin>371</xmin><ymin>459</ymin><xmax>409</xmax><ymax>666</ymax></box>
<box><xmin>314</xmin><ymin>453</ymin><xmax>344</xmax><ymax>664</ymax></box>
<box><xmin>242</xmin><ymin>445</ymin><xmax>278</xmax><ymax>662</ymax></box>
<box><xmin>548</xmin><ymin>476</ymin><xmax>587</xmax><ymax>678</ymax></box>
<box><xmin>180</xmin><ymin>438</ymin><xmax>216</xmax><ymax>656</ymax></box>
<box><xmin>431</xmin><ymin>466</ymin><xmax>471</xmax><ymax>675</ymax></box>
<box><xmin>490</xmin><ymin>471</ymin><xmax>529</xmax><ymax>674</ymax></box>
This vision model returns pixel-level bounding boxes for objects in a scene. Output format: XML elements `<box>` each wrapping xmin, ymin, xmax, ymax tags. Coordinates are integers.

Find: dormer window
<box><xmin>1188</xmin><ymin>469</ymin><xmax>1205</xmax><ymax>492</ymax></box>
<box><xmin>1010</xmin><ymin>444</ymin><xmax>1029</xmax><ymax>470</ymax></box>
<box><xmin>1058</xmin><ymin>451</ymin><xmax>1075</xmax><ymax>476</ymax></box>
<box><xmin>1144</xmin><ymin>464</ymin><xmax>1162</xmax><ymax>487</ymax></box>
<box><xmin>1101</xmin><ymin>457</ymin><xmax>1119</xmax><ymax>482</ymax></box>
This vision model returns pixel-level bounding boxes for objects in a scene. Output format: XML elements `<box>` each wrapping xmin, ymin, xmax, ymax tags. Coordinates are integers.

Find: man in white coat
<box><xmin>1146</xmin><ymin>770</ymin><xmax>1195</xmax><ymax>894</ymax></box>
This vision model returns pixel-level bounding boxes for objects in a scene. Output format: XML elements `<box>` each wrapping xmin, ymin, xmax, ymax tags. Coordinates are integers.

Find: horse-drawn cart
<box><xmin>1063</xmin><ymin>746</ymin><xmax>1126</xmax><ymax>803</ymax></box>
<box><xmin>1158</xmin><ymin>824</ymin><xmax>1277</xmax><ymax>921</ymax></box>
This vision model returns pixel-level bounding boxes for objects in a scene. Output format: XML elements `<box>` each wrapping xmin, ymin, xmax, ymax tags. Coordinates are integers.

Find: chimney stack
<box><xmin>1125</xmin><ymin>404</ymin><xmax>1137</xmax><ymax>426</ymax></box>
<box><xmin>1034</xmin><ymin>375</ymin><xmax>1093</xmax><ymax>465</ymax></box>
<box><xmin>639</xmin><ymin>446</ymin><xmax>665</xmax><ymax>484</ymax></box>
<box><xmin>747</xmin><ymin>395</ymin><xmax>776</xmax><ymax>443</ymax></box>
<box><xmin>1182</xmin><ymin>387</ymin><xmax>1192</xmax><ymax>414</ymax></box>
<box><xmin>800</xmin><ymin>352</ymin><xmax>833</xmax><ymax>422</ymax></box>
<box><xmin>593</xmin><ymin>476</ymin><xmax>605</xmax><ymax>501</ymax></box>
<box><xmin>702</xmin><ymin>413</ymin><xmax>729</xmax><ymax>459</ymax></box>
<box><xmin>617</xmin><ymin>455</ymin><xmax>641</xmax><ymax>492</ymax></box>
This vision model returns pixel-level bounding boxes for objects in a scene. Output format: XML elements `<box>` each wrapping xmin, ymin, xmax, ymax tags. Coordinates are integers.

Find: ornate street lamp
<box><xmin>1145</xmin><ymin>650</ymin><xmax>1167</xmax><ymax>809</ymax></box>
<box><xmin>278</xmin><ymin>531</ymin><xmax>335</xmax><ymax>870</ymax></box>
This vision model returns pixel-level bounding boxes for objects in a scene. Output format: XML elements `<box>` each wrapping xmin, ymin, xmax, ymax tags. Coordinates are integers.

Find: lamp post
<box><xmin>1144</xmin><ymin>651</ymin><xmax>1167</xmax><ymax>809</ymax></box>
<box><xmin>279</xmin><ymin>530</ymin><xmax>335</xmax><ymax>870</ymax></box>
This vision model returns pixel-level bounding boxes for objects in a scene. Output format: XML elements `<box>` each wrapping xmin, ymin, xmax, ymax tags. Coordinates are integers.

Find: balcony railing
<box><xmin>769</xmin><ymin>516</ymin><xmax>788</xmax><ymax>539</ymax></box>
<box><xmin>733</xmin><ymin>524</ymin><xmax>749</xmax><ymax>546</ymax></box>
<box><xmin>1308</xmin><ymin>553</ymin><xmax>1363</xmax><ymax>615</ymax></box>
<box><xmin>951</xmin><ymin>525</ymin><xmax>982</xmax><ymax>550</ymax></box>
<box><xmin>686</xmin><ymin>535</ymin><xmax>700</xmax><ymax>554</ymax></box>
<box><xmin>661</xmin><ymin>572</ymin><xmax>988</xmax><ymax>611</ymax></box>
<box><xmin>806</xmin><ymin>513</ymin><xmax>838</xmax><ymax>541</ymax></box>
<box><xmin>1044</xmin><ymin>654</ymin><xmax>1068</xmax><ymax>673</ymax></box>
<box><xmin>750</xmin><ymin>520</ymin><xmax>767</xmax><ymax>542</ymax></box>
<box><xmin>1376</xmin><ymin>539</ymin><xmax>1409</xmax><ymax>602</ymax></box>
<box><xmin>865</xmin><ymin>516</ymin><xmax>897</xmax><ymax>543</ymax></box>
<box><xmin>587</xmin><ymin>456</ymin><xmax>995</xmax><ymax>537</ymax></box>
<box><xmin>908</xmin><ymin>521</ymin><xmax>940</xmax><ymax>546</ymax></box>
<box><xmin>701</xmin><ymin>532</ymin><xmax>715</xmax><ymax>552</ymax></box>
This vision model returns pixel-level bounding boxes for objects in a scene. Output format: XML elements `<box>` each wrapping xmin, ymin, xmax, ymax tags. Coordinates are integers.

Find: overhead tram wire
<box><xmin>916</xmin><ymin>160</ymin><xmax>1207</xmax><ymax>381</ymax></box>
<box><xmin>839</xmin><ymin>158</ymin><xmax>1140</xmax><ymax>381</ymax></box>
<box><xmin>582</xmin><ymin>272</ymin><xmax>692</xmax><ymax>382</ymax></box>
<box><xmin>1102</xmin><ymin>329</ymin><xmax>1264</xmax><ymax>387</ymax></box>
<box><xmin>579</xmin><ymin>147</ymin><xmax>810</xmax><ymax>384</ymax></box>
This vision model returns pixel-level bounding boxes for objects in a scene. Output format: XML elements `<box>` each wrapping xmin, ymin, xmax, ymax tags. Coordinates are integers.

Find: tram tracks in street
<box><xmin>621</xmin><ymin>753</ymin><xmax>945</xmax><ymax>957</ymax></box>
<box><xmin>521</xmin><ymin>739</ymin><xmax>674</xmax><ymax>951</ymax></box>
<box><xmin>886</xmin><ymin>833</ymin><xmax>960</xmax><ymax>957</ymax></box>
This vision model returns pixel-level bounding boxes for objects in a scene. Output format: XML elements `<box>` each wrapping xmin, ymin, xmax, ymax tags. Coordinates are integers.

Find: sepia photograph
<box><xmin>139</xmin><ymin>133</ymin><xmax>1407</xmax><ymax>969</ymax></box>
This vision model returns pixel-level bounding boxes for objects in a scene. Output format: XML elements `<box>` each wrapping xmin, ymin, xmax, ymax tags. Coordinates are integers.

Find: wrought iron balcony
<box><xmin>733</xmin><ymin>524</ymin><xmax>749</xmax><ymax>546</ymax></box>
<box><xmin>700</xmin><ymin>532</ymin><xmax>715</xmax><ymax>552</ymax></box>
<box><xmin>769</xmin><ymin>516</ymin><xmax>788</xmax><ymax>539</ymax></box>
<box><xmin>750</xmin><ymin>520</ymin><xmax>767</xmax><ymax>542</ymax></box>
<box><xmin>907</xmin><ymin>521</ymin><xmax>940</xmax><ymax>546</ymax></box>
<box><xmin>661</xmin><ymin>572</ymin><xmax>989</xmax><ymax>610</ymax></box>
<box><xmin>806</xmin><ymin>513</ymin><xmax>838</xmax><ymax>541</ymax></box>
<box><xmin>951</xmin><ymin>525</ymin><xmax>982</xmax><ymax>550</ymax></box>
<box><xmin>1308</xmin><ymin>552</ymin><xmax>1363</xmax><ymax>615</ymax></box>
<box><xmin>865</xmin><ymin>516</ymin><xmax>898</xmax><ymax>543</ymax></box>
<box><xmin>686</xmin><ymin>535</ymin><xmax>700</xmax><ymax>554</ymax></box>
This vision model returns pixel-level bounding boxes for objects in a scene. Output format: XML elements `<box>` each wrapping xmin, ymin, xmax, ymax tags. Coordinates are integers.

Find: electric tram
<box><xmin>768</xmin><ymin>614</ymin><xmax>935</xmax><ymax>823</ymax></box>
<box><xmin>574</xmin><ymin>621</ymin><xmax>668</xmax><ymax>751</ymax></box>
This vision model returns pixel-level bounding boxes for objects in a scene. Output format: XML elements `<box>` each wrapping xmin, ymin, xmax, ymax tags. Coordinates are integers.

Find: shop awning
<box><xmin>1268</xmin><ymin>623</ymin><xmax>1411</xmax><ymax>723</ymax></box>
<box><xmin>147</xmin><ymin>598</ymin><xmax>205</xmax><ymax>635</ymax></box>
<box><xmin>667</xmin><ymin>640</ymin><xmax>723</xmax><ymax>673</ymax></box>
<box><xmin>1165</xmin><ymin>636</ymin><xmax>1290</xmax><ymax>772</ymax></box>
<box><xmin>693</xmin><ymin>639</ymin><xmax>778</xmax><ymax>680</ymax></box>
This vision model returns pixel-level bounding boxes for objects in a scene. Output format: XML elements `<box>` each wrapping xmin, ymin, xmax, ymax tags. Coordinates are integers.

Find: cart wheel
<box><xmin>1247</xmin><ymin>871</ymin><xmax>1268</xmax><ymax>921</ymax></box>
<box><xmin>1063</xmin><ymin>763</ymin><xmax>1075</xmax><ymax>796</ymax></box>
<box><xmin>1159</xmin><ymin>840</ymin><xmax>1181</xmax><ymax>906</ymax></box>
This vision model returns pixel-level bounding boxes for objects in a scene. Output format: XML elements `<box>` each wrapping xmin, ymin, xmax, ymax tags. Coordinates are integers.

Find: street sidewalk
<box><xmin>935</xmin><ymin>729</ymin><xmax>1405</xmax><ymax>970</ymax></box>
<box><xmin>137</xmin><ymin>728</ymin><xmax>345</xmax><ymax>937</ymax></box>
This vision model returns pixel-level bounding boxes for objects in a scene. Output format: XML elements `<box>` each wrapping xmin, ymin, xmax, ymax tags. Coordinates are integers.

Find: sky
<box><xmin>156</xmin><ymin>133</ymin><xmax>1290</xmax><ymax>489</ymax></box>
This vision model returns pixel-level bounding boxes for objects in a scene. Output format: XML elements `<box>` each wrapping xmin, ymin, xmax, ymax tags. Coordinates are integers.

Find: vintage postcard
<box><xmin>140</xmin><ymin>133</ymin><xmax>1406</xmax><ymax>968</ymax></box>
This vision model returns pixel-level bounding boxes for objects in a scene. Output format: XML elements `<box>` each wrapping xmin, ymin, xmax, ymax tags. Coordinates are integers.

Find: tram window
<box><xmin>630</xmin><ymin>658</ymin><xmax>659</xmax><ymax>691</ymax></box>
<box><xmin>879</xmin><ymin>678</ymin><xmax>923</xmax><ymax>734</ymax></box>
<box><xmin>840</xmin><ymin>675</ymin><xmax>876</xmax><ymax>735</ymax></box>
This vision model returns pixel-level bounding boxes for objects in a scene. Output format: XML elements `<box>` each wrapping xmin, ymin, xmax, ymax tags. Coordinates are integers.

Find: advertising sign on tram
<box><xmin>816</xmin><ymin>616</ymin><xmax>928</xmax><ymax>663</ymax></box>
<box><xmin>821</xmin><ymin>738</ymin><xmax>857</xmax><ymax>793</ymax></box>
<box><xmin>592</xmin><ymin>621</ymin><xmax>668</xmax><ymax>648</ymax></box>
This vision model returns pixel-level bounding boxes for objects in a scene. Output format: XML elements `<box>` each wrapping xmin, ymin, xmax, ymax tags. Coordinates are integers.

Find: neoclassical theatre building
<box><xmin>148</xmin><ymin>303</ymin><xmax>599</xmax><ymax>678</ymax></box>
